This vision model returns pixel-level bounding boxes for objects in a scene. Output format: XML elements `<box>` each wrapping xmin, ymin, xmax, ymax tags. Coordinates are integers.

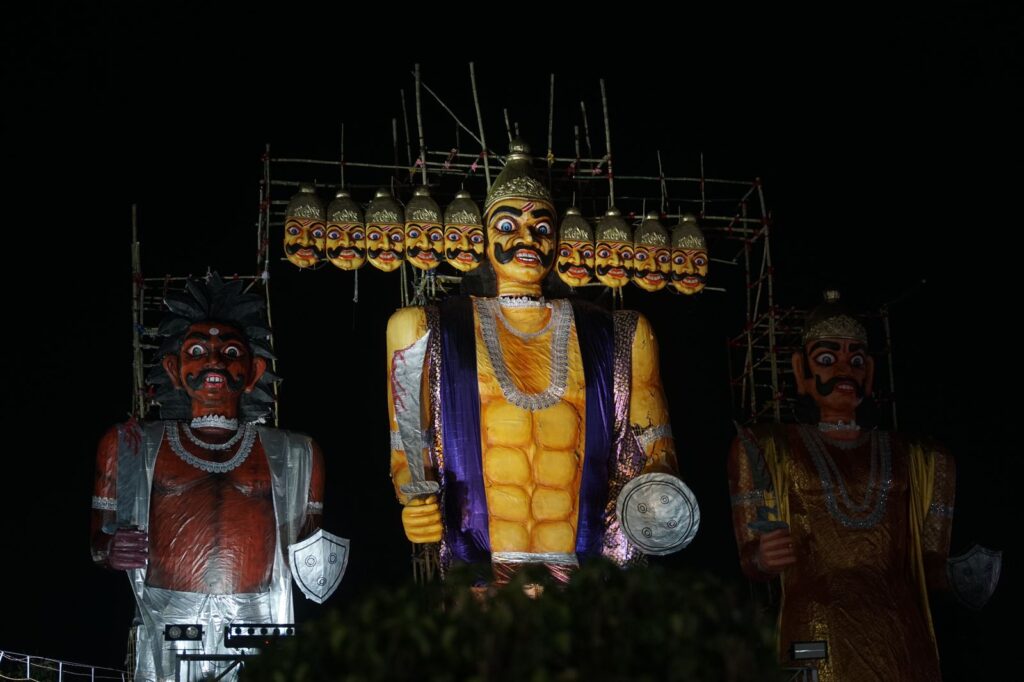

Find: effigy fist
<box><xmin>401</xmin><ymin>495</ymin><xmax>442</xmax><ymax>544</ymax></box>
<box><xmin>755</xmin><ymin>528</ymin><xmax>798</xmax><ymax>574</ymax></box>
<box><xmin>107</xmin><ymin>527</ymin><xmax>149</xmax><ymax>570</ymax></box>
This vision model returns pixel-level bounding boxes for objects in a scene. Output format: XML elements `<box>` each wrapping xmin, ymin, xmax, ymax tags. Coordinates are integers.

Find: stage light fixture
<box><xmin>225</xmin><ymin>623</ymin><xmax>297</xmax><ymax>648</ymax></box>
<box><xmin>164</xmin><ymin>623</ymin><xmax>204</xmax><ymax>641</ymax></box>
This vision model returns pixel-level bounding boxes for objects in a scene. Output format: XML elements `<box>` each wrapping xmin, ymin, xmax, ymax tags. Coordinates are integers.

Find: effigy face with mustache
<box><xmin>791</xmin><ymin>311</ymin><xmax>874</xmax><ymax>425</ymax></box>
<box><xmin>670</xmin><ymin>214</ymin><xmax>709</xmax><ymax>295</ymax></box>
<box><xmin>485</xmin><ymin>198</ymin><xmax>557</xmax><ymax>291</ymax></box>
<box><xmin>365</xmin><ymin>188</ymin><xmax>405</xmax><ymax>272</ymax></box>
<box><xmin>161</xmin><ymin>321</ymin><xmax>267</xmax><ymax>422</ymax></box>
<box><xmin>594</xmin><ymin>208</ymin><xmax>634</xmax><ymax>289</ymax></box>
<box><xmin>632</xmin><ymin>212</ymin><xmax>671</xmax><ymax>292</ymax></box>
<box><xmin>405</xmin><ymin>186</ymin><xmax>444</xmax><ymax>271</ymax></box>
<box><xmin>443</xmin><ymin>190</ymin><xmax>485</xmax><ymax>272</ymax></box>
<box><xmin>325</xmin><ymin>190</ymin><xmax>366</xmax><ymax>271</ymax></box>
<box><xmin>555</xmin><ymin>207</ymin><xmax>595</xmax><ymax>288</ymax></box>
<box><xmin>283</xmin><ymin>184</ymin><xmax>326</xmax><ymax>268</ymax></box>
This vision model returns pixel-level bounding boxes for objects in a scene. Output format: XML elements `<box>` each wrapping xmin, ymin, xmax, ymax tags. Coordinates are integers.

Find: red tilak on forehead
<box><xmin>521</xmin><ymin>201</ymin><xmax>536</xmax><ymax>213</ymax></box>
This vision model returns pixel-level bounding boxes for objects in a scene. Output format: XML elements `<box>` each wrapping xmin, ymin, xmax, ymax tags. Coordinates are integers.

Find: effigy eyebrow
<box><xmin>808</xmin><ymin>340</ymin><xmax>842</xmax><ymax>352</ymax></box>
<box><xmin>490</xmin><ymin>205</ymin><xmax>524</xmax><ymax>218</ymax></box>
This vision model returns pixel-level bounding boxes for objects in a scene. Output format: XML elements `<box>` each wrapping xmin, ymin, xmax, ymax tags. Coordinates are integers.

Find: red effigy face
<box><xmin>794</xmin><ymin>338</ymin><xmax>874</xmax><ymax>421</ymax></box>
<box><xmin>161</xmin><ymin>322</ymin><xmax>266</xmax><ymax>419</ymax></box>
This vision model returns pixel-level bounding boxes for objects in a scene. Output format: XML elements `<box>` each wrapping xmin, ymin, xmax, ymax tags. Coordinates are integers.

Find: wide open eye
<box><xmin>407</xmin><ymin>228</ymin><xmax>421</xmax><ymax>239</ymax></box>
<box><xmin>186</xmin><ymin>344</ymin><xmax>207</xmax><ymax>358</ymax></box>
<box><xmin>470</xmin><ymin>233</ymin><xmax>484</xmax><ymax>244</ymax></box>
<box><xmin>657</xmin><ymin>252</ymin><xmax>670</xmax><ymax>264</ymax></box>
<box><xmin>597</xmin><ymin>248</ymin><xmax>610</xmax><ymax>259</ymax></box>
<box><xmin>634</xmin><ymin>251</ymin><xmax>648</xmax><ymax>262</ymax></box>
<box><xmin>534</xmin><ymin>221</ymin><xmax>552</xmax><ymax>236</ymax></box>
<box><xmin>620</xmin><ymin>250</ymin><xmax>634</xmax><ymax>260</ymax></box>
<box><xmin>497</xmin><ymin>218</ymin><xmax>516</xmax><ymax>233</ymax></box>
<box><xmin>287</xmin><ymin>226</ymin><xmax>300</xmax><ymax>236</ymax></box>
<box><xmin>673</xmin><ymin>254</ymin><xmax>685</xmax><ymax>265</ymax></box>
<box><xmin>694</xmin><ymin>256</ymin><xmax>707</xmax><ymax>267</ymax></box>
<box><xmin>814</xmin><ymin>352</ymin><xmax>836</xmax><ymax>367</ymax></box>
<box><xmin>223</xmin><ymin>345</ymin><xmax>243</xmax><ymax>359</ymax></box>
<box><xmin>351</xmin><ymin>231</ymin><xmax>364</xmax><ymax>241</ymax></box>
<box><xmin>428</xmin><ymin>230</ymin><xmax>443</xmax><ymax>242</ymax></box>
<box><xmin>446</xmin><ymin>230</ymin><xmax>460</xmax><ymax>242</ymax></box>
<box><xmin>311</xmin><ymin>227</ymin><xmax>325</xmax><ymax>239</ymax></box>
<box><xmin>850</xmin><ymin>354</ymin><xmax>866</xmax><ymax>368</ymax></box>
<box><xmin>327</xmin><ymin>228</ymin><xmax>341</xmax><ymax>240</ymax></box>
<box><xmin>559</xmin><ymin>247</ymin><xmax>571</xmax><ymax>258</ymax></box>
<box><xmin>367</xmin><ymin>231</ymin><xmax>381</xmax><ymax>241</ymax></box>
<box><xmin>582</xmin><ymin>248</ymin><xmax>594</xmax><ymax>259</ymax></box>
<box><xmin>390</xmin><ymin>231</ymin><xmax>403</xmax><ymax>242</ymax></box>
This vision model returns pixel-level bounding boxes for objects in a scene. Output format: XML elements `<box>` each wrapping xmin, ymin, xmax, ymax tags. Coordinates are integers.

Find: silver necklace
<box><xmin>818</xmin><ymin>419</ymin><xmax>860</xmax><ymax>433</ymax></box>
<box><xmin>183</xmin><ymin>423</ymin><xmax>247</xmax><ymax>451</ymax></box>
<box><xmin>475</xmin><ymin>297</ymin><xmax>572</xmax><ymax>412</ymax></box>
<box><xmin>799</xmin><ymin>425</ymin><xmax>892</xmax><ymax>529</ymax></box>
<box><xmin>190</xmin><ymin>414</ymin><xmax>238</xmax><ymax>431</ymax></box>
<box><xmin>166</xmin><ymin>422</ymin><xmax>256</xmax><ymax>474</ymax></box>
<box><xmin>493</xmin><ymin>302</ymin><xmax>557</xmax><ymax>341</ymax></box>
<box><xmin>497</xmin><ymin>295</ymin><xmax>549</xmax><ymax>309</ymax></box>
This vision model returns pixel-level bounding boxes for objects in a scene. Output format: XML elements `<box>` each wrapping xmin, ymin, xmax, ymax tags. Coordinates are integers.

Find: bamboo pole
<box><xmin>580</xmin><ymin>100</ymin><xmax>593</xmax><ymax>158</ymax></box>
<box><xmin>416</xmin><ymin>72</ymin><xmax>486</xmax><ymax>151</ymax></box>
<box><xmin>414</xmin><ymin>63</ymin><xmax>428</xmax><ymax>185</ymax></box>
<box><xmin>547</xmin><ymin>73</ymin><xmax>555</xmax><ymax>161</ymax></box>
<box><xmin>469</xmin><ymin>62</ymin><xmax>492</xmax><ymax>188</ymax></box>
<box><xmin>131</xmin><ymin>204</ymin><xmax>144</xmax><ymax>418</ymax></box>
<box><xmin>400</xmin><ymin>90</ymin><xmax>413</xmax><ymax>166</ymax></box>
<box><xmin>599</xmin><ymin>79</ymin><xmax>614</xmax><ymax>203</ymax></box>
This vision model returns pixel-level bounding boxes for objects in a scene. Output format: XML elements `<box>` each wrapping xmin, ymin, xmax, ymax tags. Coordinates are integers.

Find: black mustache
<box><xmin>557</xmin><ymin>261</ymin><xmax>594</xmax><ymax>276</ymax></box>
<box><xmin>671</xmin><ymin>271</ymin><xmax>707</xmax><ymax>284</ymax></box>
<box><xmin>285</xmin><ymin>242</ymin><xmax>325</xmax><ymax>258</ymax></box>
<box><xmin>408</xmin><ymin>245</ymin><xmax>440</xmax><ymax>259</ymax></box>
<box><xmin>327</xmin><ymin>245</ymin><xmax>366</xmax><ymax>259</ymax></box>
<box><xmin>596</xmin><ymin>263</ymin><xmax>633</xmax><ymax>277</ymax></box>
<box><xmin>186</xmin><ymin>369</ymin><xmax>245</xmax><ymax>392</ymax></box>
<box><xmin>368</xmin><ymin>246</ymin><xmax>401</xmax><ymax>259</ymax></box>
<box><xmin>815</xmin><ymin>375</ymin><xmax>864</xmax><ymax>398</ymax></box>
<box><xmin>446</xmin><ymin>247</ymin><xmax>482</xmax><ymax>262</ymax></box>
<box><xmin>492</xmin><ymin>242</ymin><xmax>554</xmax><ymax>266</ymax></box>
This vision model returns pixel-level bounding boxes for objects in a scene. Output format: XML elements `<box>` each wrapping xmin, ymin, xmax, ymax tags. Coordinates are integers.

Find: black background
<box><xmin>3</xmin><ymin>6</ymin><xmax>1019</xmax><ymax>679</ymax></box>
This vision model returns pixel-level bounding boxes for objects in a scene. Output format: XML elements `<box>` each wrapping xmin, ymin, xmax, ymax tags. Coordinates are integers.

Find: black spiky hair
<box><xmin>145</xmin><ymin>273</ymin><xmax>280</xmax><ymax>421</ymax></box>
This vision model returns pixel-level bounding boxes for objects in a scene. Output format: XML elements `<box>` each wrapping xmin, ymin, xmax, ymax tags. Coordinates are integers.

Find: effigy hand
<box><xmin>108</xmin><ymin>527</ymin><xmax>149</xmax><ymax>570</ymax></box>
<box><xmin>755</xmin><ymin>528</ymin><xmax>797</xmax><ymax>574</ymax></box>
<box><xmin>402</xmin><ymin>495</ymin><xmax>442</xmax><ymax>544</ymax></box>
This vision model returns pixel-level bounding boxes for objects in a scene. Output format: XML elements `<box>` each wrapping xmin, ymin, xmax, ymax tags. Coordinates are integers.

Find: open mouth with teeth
<box><xmin>335</xmin><ymin>249</ymin><xmax>356</xmax><ymax>259</ymax></box>
<box><xmin>416</xmin><ymin>252</ymin><xmax>437</xmax><ymax>263</ymax></box>
<box><xmin>643</xmin><ymin>273</ymin><xmax>665</xmax><ymax>283</ymax></box>
<box><xmin>568</xmin><ymin>266</ymin><xmax>590</xmax><ymax>278</ymax></box>
<box><xmin>456</xmin><ymin>252</ymin><xmax>476</xmax><ymax>263</ymax></box>
<box><xmin>378</xmin><ymin>252</ymin><xmax>396</xmax><ymax>262</ymax></box>
<box><xmin>834</xmin><ymin>380</ymin><xmax>858</xmax><ymax>394</ymax></box>
<box><xmin>514</xmin><ymin>251</ymin><xmax>541</xmax><ymax>266</ymax></box>
<box><xmin>204</xmin><ymin>374</ymin><xmax>226</xmax><ymax>387</ymax></box>
<box><xmin>296</xmin><ymin>248</ymin><xmax>315</xmax><ymax>258</ymax></box>
<box><xmin>606</xmin><ymin>267</ymin><xmax>626</xmax><ymax>278</ymax></box>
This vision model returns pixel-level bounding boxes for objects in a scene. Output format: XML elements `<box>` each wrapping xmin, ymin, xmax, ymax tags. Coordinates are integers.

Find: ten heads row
<box><xmin>283</xmin><ymin>185</ymin><xmax>709</xmax><ymax>295</ymax></box>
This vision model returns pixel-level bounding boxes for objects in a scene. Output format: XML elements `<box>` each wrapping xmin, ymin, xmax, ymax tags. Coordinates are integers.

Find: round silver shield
<box><xmin>615</xmin><ymin>472</ymin><xmax>700</xmax><ymax>555</ymax></box>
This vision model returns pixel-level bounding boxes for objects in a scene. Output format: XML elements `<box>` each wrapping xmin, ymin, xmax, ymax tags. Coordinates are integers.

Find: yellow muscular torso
<box><xmin>473</xmin><ymin>302</ymin><xmax>588</xmax><ymax>554</ymax></box>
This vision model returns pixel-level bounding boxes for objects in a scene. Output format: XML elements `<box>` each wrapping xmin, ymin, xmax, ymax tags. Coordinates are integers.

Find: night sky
<box><xmin>4</xmin><ymin>7</ymin><xmax>1019</xmax><ymax>680</ymax></box>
